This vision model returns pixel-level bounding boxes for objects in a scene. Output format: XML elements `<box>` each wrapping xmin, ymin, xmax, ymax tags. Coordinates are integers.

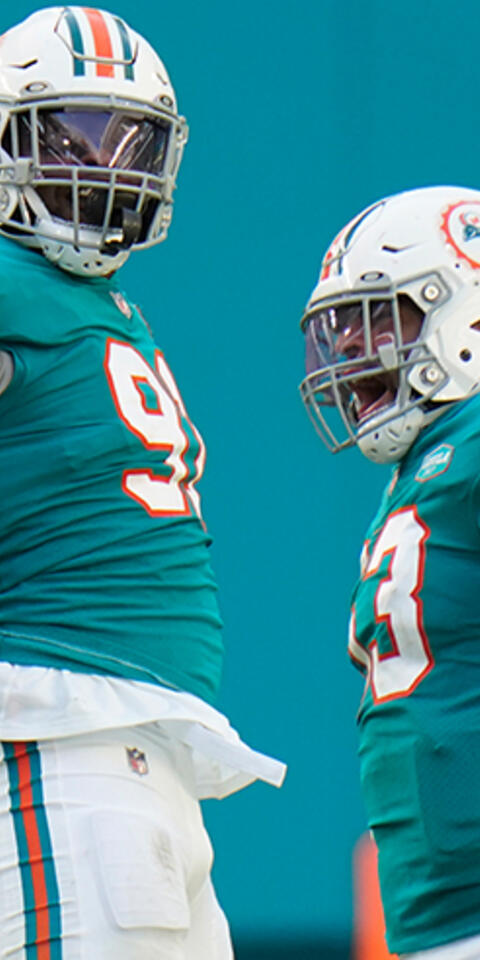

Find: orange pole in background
<box><xmin>353</xmin><ymin>832</ymin><xmax>398</xmax><ymax>960</ymax></box>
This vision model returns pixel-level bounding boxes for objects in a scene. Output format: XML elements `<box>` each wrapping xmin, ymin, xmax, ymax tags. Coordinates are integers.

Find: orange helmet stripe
<box><xmin>83</xmin><ymin>8</ymin><xmax>115</xmax><ymax>78</ymax></box>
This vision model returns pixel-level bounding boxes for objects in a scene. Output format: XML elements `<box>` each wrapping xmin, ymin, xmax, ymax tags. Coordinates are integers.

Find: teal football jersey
<box><xmin>350</xmin><ymin>394</ymin><xmax>480</xmax><ymax>954</ymax></box>
<box><xmin>0</xmin><ymin>236</ymin><xmax>223</xmax><ymax>703</ymax></box>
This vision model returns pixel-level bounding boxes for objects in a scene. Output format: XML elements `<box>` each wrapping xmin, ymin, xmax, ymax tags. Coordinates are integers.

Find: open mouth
<box><xmin>350</xmin><ymin>373</ymin><xmax>397</xmax><ymax>422</ymax></box>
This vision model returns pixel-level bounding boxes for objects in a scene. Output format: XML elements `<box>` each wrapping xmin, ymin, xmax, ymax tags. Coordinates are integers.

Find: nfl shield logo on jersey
<box><xmin>126</xmin><ymin>746</ymin><xmax>149</xmax><ymax>776</ymax></box>
<box><xmin>111</xmin><ymin>291</ymin><xmax>133</xmax><ymax>319</ymax></box>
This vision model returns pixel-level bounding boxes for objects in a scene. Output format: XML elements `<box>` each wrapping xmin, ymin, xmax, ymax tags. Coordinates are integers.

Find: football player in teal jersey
<box><xmin>300</xmin><ymin>185</ymin><xmax>480</xmax><ymax>960</ymax></box>
<box><xmin>0</xmin><ymin>8</ymin><xmax>285</xmax><ymax>959</ymax></box>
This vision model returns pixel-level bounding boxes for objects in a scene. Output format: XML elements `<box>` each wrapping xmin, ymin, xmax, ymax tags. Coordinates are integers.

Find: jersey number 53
<box><xmin>349</xmin><ymin>506</ymin><xmax>434</xmax><ymax>703</ymax></box>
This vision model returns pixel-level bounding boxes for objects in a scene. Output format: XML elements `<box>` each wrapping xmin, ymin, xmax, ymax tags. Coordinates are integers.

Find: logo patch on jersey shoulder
<box><xmin>126</xmin><ymin>746</ymin><xmax>149</xmax><ymax>776</ymax></box>
<box><xmin>415</xmin><ymin>443</ymin><xmax>454</xmax><ymax>482</ymax></box>
<box><xmin>111</xmin><ymin>291</ymin><xmax>132</xmax><ymax>319</ymax></box>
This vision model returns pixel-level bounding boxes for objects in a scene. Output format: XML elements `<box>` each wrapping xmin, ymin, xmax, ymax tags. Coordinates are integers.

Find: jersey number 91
<box><xmin>105</xmin><ymin>339</ymin><xmax>204</xmax><ymax>519</ymax></box>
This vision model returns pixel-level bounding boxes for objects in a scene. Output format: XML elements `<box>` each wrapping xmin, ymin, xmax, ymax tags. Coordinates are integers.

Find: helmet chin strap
<box><xmin>357</xmin><ymin>400</ymin><xmax>447</xmax><ymax>464</ymax></box>
<box><xmin>355</xmin><ymin>339</ymin><xmax>447</xmax><ymax>464</ymax></box>
<box><xmin>13</xmin><ymin>186</ymin><xmax>135</xmax><ymax>276</ymax></box>
<box><xmin>101</xmin><ymin>207</ymin><xmax>142</xmax><ymax>254</ymax></box>
<box><xmin>39</xmin><ymin>233</ymin><xmax>130</xmax><ymax>277</ymax></box>
<box><xmin>30</xmin><ymin>185</ymin><xmax>143</xmax><ymax>255</ymax></box>
<box><xmin>357</xmin><ymin>405</ymin><xmax>425</xmax><ymax>464</ymax></box>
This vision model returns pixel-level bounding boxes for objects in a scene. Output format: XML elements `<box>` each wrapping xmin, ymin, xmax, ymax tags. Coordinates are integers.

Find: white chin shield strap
<box><xmin>357</xmin><ymin>404</ymin><xmax>425</xmax><ymax>464</ymax></box>
<box><xmin>37</xmin><ymin>218</ymin><xmax>130</xmax><ymax>277</ymax></box>
<box><xmin>20</xmin><ymin>185</ymin><xmax>131</xmax><ymax>277</ymax></box>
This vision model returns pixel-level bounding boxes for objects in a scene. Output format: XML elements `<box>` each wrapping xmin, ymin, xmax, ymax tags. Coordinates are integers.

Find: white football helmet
<box><xmin>0</xmin><ymin>7</ymin><xmax>188</xmax><ymax>276</ymax></box>
<box><xmin>300</xmin><ymin>185</ymin><xmax>480</xmax><ymax>463</ymax></box>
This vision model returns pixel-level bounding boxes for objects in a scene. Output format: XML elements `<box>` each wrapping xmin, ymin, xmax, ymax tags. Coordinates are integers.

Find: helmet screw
<box><xmin>421</xmin><ymin>365</ymin><xmax>440</xmax><ymax>384</ymax></box>
<box><xmin>460</xmin><ymin>348</ymin><xmax>472</xmax><ymax>362</ymax></box>
<box><xmin>422</xmin><ymin>283</ymin><xmax>440</xmax><ymax>302</ymax></box>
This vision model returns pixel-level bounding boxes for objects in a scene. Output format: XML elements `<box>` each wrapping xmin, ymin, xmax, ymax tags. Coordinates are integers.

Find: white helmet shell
<box><xmin>0</xmin><ymin>7</ymin><xmax>188</xmax><ymax>276</ymax></box>
<box><xmin>300</xmin><ymin>185</ymin><xmax>480</xmax><ymax>463</ymax></box>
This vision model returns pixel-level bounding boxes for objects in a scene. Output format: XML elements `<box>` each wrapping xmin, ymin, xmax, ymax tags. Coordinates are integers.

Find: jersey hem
<box><xmin>0</xmin><ymin>628</ymin><xmax>219</xmax><ymax>705</ymax></box>
<box><xmin>391</xmin><ymin>923</ymin><xmax>480</xmax><ymax>956</ymax></box>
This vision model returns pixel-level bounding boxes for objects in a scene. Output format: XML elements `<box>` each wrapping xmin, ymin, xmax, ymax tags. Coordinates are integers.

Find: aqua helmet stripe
<box><xmin>63</xmin><ymin>7</ymin><xmax>86</xmax><ymax>76</ymax></box>
<box><xmin>114</xmin><ymin>15</ymin><xmax>135</xmax><ymax>80</ymax></box>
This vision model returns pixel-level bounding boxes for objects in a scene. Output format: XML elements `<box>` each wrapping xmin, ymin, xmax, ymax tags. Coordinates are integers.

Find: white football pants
<box><xmin>0</xmin><ymin>725</ymin><xmax>234</xmax><ymax>959</ymax></box>
<box><xmin>403</xmin><ymin>932</ymin><xmax>480</xmax><ymax>960</ymax></box>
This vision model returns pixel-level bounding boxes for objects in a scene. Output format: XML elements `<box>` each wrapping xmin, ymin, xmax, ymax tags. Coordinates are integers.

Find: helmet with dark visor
<box><xmin>1</xmin><ymin>98</ymin><xmax>184</xmax><ymax>252</ymax></box>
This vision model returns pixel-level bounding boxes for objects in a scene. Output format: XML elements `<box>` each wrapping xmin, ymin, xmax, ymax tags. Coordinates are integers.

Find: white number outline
<box><xmin>349</xmin><ymin>505</ymin><xmax>434</xmax><ymax>704</ymax></box>
<box><xmin>104</xmin><ymin>338</ymin><xmax>204</xmax><ymax>518</ymax></box>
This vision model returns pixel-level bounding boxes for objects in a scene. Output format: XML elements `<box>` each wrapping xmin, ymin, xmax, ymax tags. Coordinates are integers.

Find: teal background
<box><xmin>7</xmin><ymin>0</ymin><xmax>480</xmax><ymax>953</ymax></box>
